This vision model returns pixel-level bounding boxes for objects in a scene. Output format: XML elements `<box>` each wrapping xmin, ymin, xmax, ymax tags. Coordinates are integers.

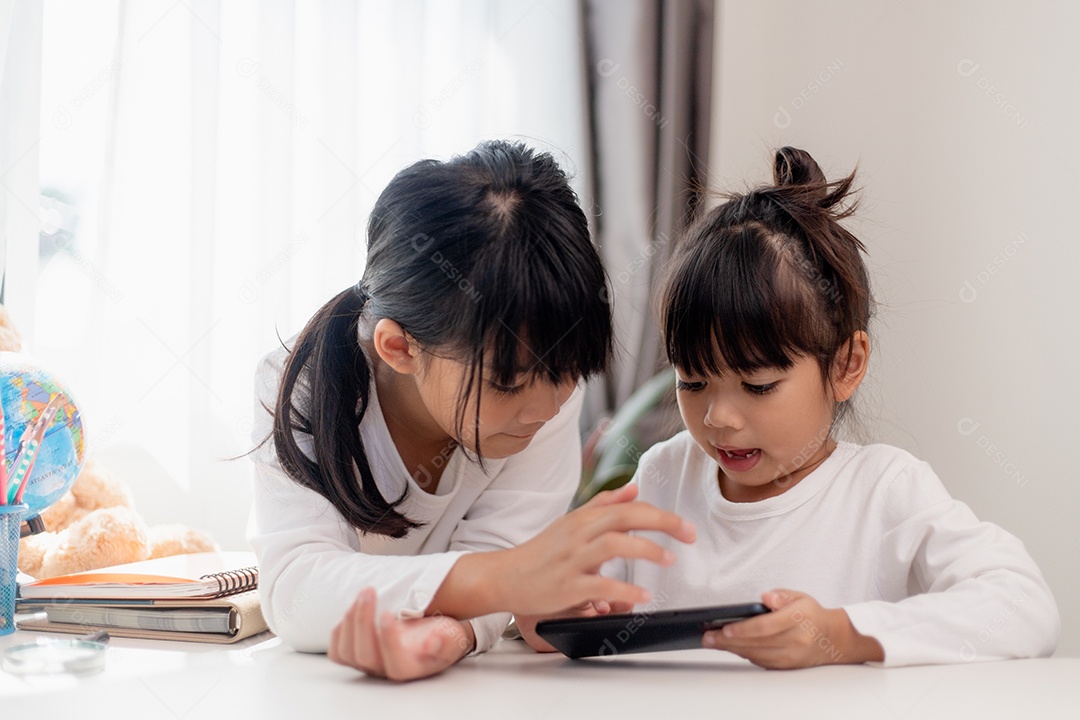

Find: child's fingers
<box><xmin>423</xmin><ymin>630</ymin><xmax>445</xmax><ymax>657</ymax></box>
<box><xmin>374</xmin><ymin>611</ymin><xmax>411</xmax><ymax>681</ymax></box>
<box><xmin>581</xmin><ymin>503</ymin><xmax>696</xmax><ymax>544</ymax></box>
<box><xmin>582</xmin><ymin>483</ymin><xmax>638</xmax><ymax>507</ymax></box>
<box><xmin>354</xmin><ymin>588</ymin><xmax>385</xmax><ymax>674</ymax></box>
<box><xmin>701</xmin><ymin>593</ymin><xmax>844</xmax><ymax>669</ymax></box>
<box><xmin>703</xmin><ymin>617</ymin><xmax>801</xmax><ymax>656</ymax></box>
<box><xmin>327</xmin><ymin>599</ymin><xmax>356</xmax><ymax>666</ymax></box>
<box><xmin>705</xmin><ymin>629</ymin><xmax>787</xmax><ymax>651</ymax></box>
<box><xmin>329</xmin><ymin>588</ymin><xmax>384</xmax><ymax>675</ymax></box>
<box><xmin>578</xmin><ymin>575</ymin><xmax>656</xmax><ymax>608</ymax></box>
<box><xmin>709</xmin><ymin>591</ymin><xmax>810</xmax><ymax>641</ymax></box>
<box><xmin>704</xmin><ymin>634</ymin><xmax>792</xmax><ymax>667</ymax></box>
<box><xmin>705</xmin><ymin>623</ymin><xmax>827</xmax><ymax>670</ymax></box>
<box><xmin>377</xmin><ymin>616</ymin><xmax>465</xmax><ymax>681</ymax></box>
<box><xmin>718</xmin><ymin>601</ymin><xmax>805</xmax><ymax>641</ymax></box>
<box><xmin>760</xmin><ymin>587</ymin><xmax>803</xmax><ymax>613</ymax></box>
<box><xmin>578</xmin><ymin>532</ymin><xmax>676</xmax><ymax>571</ymax></box>
<box><xmin>716</xmin><ymin>590</ymin><xmax>805</xmax><ymax>640</ymax></box>
<box><xmin>704</xmin><ymin>613</ymin><xmax>784</xmax><ymax>644</ymax></box>
<box><xmin>761</xmin><ymin>589</ymin><xmax>797</xmax><ymax>610</ymax></box>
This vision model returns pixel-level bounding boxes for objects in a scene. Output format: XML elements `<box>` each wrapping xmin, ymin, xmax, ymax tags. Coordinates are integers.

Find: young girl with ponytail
<box><xmin>574</xmin><ymin>147</ymin><xmax>1059</xmax><ymax>668</ymax></box>
<box><xmin>249</xmin><ymin>140</ymin><xmax>694</xmax><ymax>681</ymax></box>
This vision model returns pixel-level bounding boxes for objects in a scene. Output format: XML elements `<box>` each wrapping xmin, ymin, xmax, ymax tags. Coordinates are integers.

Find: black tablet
<box><xmin>534</xmin><ymin>603</ymin><xmax>770</xmax><ymax>659</ymax></box>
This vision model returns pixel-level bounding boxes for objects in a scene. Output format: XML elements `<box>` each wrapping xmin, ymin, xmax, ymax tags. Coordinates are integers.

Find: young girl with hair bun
<box><xmin>570</xmin><ymin>147</ymin><xmax>1059</xmax><ymax>668</ymax></box>
<box><xmin>250</xmin><ymin>140</ymin><xmax>695</xmax><ymax>681</ymax></box>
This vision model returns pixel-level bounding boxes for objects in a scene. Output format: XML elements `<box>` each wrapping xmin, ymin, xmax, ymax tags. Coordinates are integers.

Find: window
<box><xmin>28</xmin><ymin>0</ymin><xmax>587</xmax><ymax>546</ymax></box>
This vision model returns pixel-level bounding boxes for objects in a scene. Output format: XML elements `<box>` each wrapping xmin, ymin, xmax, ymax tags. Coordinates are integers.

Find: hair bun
<box><xmin>773</xmin><ymin>146</ymin><xmax>826</xmax><ymax>189</ymax></box>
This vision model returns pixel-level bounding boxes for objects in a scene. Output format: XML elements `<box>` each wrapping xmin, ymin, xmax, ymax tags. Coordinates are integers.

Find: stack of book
<box><xmin>15</xmin><ymin>551</ymin><xmax>268</xmax><ymax>644</ymax></box>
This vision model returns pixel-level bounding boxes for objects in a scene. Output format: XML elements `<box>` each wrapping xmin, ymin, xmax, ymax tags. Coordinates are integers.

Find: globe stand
<box><xmin>18</xmin><ymin>515</ymin><xmax>45</xmax><ymax>539</ymax></box>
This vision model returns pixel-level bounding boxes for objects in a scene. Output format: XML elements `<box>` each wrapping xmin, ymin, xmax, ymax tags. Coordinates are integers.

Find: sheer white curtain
<box><xmin>1</xmin><ymin>0</ymin><xmax>43</xmax><ymax>317</ymax></box>
<box><xmin>30</xmin><ymin>0</ymin><xmax>589</xmax><ymax>547</ymax></box>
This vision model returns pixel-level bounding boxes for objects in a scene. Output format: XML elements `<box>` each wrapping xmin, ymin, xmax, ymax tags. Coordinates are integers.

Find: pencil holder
<box><xmin>0</xmin><ymin>504</ymin><xmax>27</xmax><ymax>636</ymax></box>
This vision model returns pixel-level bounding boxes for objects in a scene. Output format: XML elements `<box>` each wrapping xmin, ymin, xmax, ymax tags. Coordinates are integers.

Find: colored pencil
<box><xmin>8</xmin><ymin>395</ymin><xmax>64</xmax><ymax>505</ymax></box>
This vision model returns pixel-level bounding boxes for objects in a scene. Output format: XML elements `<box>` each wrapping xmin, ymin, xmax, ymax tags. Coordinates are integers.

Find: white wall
<box><xmin>712</xmin><ymin>0</ymin><xmax>1079</xmax><ymax>656</ymax></box>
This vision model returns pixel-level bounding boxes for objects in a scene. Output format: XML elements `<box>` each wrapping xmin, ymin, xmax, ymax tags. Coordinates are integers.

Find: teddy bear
<box><xmin>0</xmin><ymin>304</ymin><xmax>24</xmax><ymax>353</ymax></box>
<box><xmin>17</xmin><ymin>459</ymin><xmax>218</xmax><ymax>578</ymax></box>
<box><xmin>2</xmin><ymin>303</ymin><xmax>217</xmax><ymax>579</ymax></box>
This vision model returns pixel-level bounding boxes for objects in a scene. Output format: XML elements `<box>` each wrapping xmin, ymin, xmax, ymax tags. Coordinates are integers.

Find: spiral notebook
<box><xmin>16</xmin><ymin>589</ymin><xmax>268</xmax><ymax>644</ymax></box>
<box><xmin>18</xmin><ymin>551</ymin><xmax>259</xmax><ymax>601</ymax></box>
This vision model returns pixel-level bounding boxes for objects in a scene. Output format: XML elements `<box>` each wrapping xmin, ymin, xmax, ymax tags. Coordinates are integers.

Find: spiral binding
<box><xmin>200</xmin><ymin>566</ymin><xmax>259</xmax><ymax>596</ymax></box>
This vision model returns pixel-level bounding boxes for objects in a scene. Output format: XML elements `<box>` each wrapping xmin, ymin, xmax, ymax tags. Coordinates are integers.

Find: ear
<box><xmin>831</xmin><ymin>331</ymin><xmax>870</xmax><ymax>403</ymax></box>
<box><xmin>372</xmin><ymin>318</ymin><xmax>422</xmax><ymax>375</ymax></box>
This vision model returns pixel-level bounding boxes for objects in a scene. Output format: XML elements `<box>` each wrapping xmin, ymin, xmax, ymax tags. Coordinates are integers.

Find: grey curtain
<box><xmin>580</xmin><ymin>0</ymin><xmax>715</xmax><ymax>432</ymax></box>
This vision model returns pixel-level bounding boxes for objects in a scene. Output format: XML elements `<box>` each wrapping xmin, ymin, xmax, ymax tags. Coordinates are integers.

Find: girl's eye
<box><xmin>675</xmin><ymin>379</ymin><xmax>706</xmax><ymax>393</ymax></box>
<box><xmin>742</xmin><ymin>382</ymin><xmax>777</xmax><ymax>396</ymax></box>
<box><xmin>490</xmin><ymin>382</ymin><xmax>527</xmax><ymax>396</ymax></box>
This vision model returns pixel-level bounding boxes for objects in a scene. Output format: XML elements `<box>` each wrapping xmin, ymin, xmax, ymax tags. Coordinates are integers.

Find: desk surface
<box><xmin>1</xmin><ymin>627</ymin><xmax>1078</xmax><ymax>720</ymax></box>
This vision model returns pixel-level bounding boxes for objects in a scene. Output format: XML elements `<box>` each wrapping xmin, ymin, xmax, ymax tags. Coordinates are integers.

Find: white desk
<box><xmin>1</xmin><ymin>625</ymin><xmax>1077</xmax><ymax>720</ymax></box>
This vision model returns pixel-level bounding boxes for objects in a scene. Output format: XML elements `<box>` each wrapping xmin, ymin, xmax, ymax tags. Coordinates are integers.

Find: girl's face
<box><xmin>414</xmin><ymin>352</ymin><xmax>577</xmax><ymax>458</ymax></box>
<box><xmin>675</xmin><ymin>354</ymin><xmax>842</xmax><ymax>503</ymax></box>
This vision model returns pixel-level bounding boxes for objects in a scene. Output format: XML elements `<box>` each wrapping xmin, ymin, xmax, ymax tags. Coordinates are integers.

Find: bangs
<box><xmin>420</xmin><ymin>176</ymin><xmax>613</xmax><ymax>389</ymax></box>
<box><xmin>469</xmin><ymin>223</ymin><xmax>611</xmax><ymax>386</ymax></box>
<box><xmin>661</xmin><ymin>222</ymin><xmax>833</xmax><ymax>378</ymax></box>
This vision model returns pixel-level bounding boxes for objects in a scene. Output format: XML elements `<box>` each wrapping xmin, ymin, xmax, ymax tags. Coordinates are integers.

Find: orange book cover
<box><xmin>19</xmin><ymin>551</ymin><xmax>258</xmax><ymax>600</ymax></box>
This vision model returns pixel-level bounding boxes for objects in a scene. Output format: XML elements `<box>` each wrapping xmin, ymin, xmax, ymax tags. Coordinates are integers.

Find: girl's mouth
<box><xmin>716</xmin><ymin>447</ymin><xmax>761</xmax><ymax>472</ymax></box>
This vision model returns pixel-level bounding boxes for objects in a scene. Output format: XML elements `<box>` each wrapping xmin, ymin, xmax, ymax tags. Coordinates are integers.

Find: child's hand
<box><xmin>701</xmin><ymin>589</ymin><xmax>884</xmax><ymax>669</ymax></box>
<box><xmin>516</xmin><ymin>599</ymin><xmax>637</xmax><ymax>652</ymax></box>
<box><xmin>328</xmin><ymin>588</ymin><xmax>475</xmax><ymax>681</ymax></box>
<box><xmin>500</xmin><ymin>484</ymin><xmax>696</xmax><ymax>615</ymax></box>
<box><xmin>427</xmin><ymin>484</ymin><xmax>695</xmax><ymax>621</ymax></box>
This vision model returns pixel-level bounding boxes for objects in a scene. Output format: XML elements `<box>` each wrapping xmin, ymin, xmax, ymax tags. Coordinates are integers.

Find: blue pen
<box><xmin>0</xmin><ymin>403</ymin><xmax>7</xmax><ymax>505</ymax></box>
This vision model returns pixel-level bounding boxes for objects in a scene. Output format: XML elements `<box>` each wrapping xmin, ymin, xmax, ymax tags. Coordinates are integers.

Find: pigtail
<box><xmin>273</xmin><ymin>284</ymin><xmax>420</xmax><ymax>539</ymax></box>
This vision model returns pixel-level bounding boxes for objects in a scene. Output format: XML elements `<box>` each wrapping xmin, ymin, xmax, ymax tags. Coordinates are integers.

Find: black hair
<box><xmin>272</xmin><ymin>140</ymin><xmax>613</xmax><ymax>538</ymax></box>
<box><xmin>660</xmin><ymin>147</ymin><xmax>871</xmax><ymax>415</ymax></box>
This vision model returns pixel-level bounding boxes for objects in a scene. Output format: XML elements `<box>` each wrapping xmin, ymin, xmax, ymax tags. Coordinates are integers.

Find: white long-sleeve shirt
<box><xmin>248</xmin><ymin>345</ymin><xmax>582</xmax><ymax>654</ymax></box>
<box><xmin>604</xmin><ymin>431</ymin><xmax>1059</xmax><ymax>667</ymax></box>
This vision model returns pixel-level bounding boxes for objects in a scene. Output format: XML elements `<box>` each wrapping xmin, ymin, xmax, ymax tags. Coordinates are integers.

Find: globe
<box><xmin>0</xmin><ymin>352</ymin><xmax>86</xmax><ymax>517</ymax></box>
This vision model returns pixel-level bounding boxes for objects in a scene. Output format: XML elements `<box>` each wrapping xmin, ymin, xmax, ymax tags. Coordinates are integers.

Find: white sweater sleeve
<box><xmin>248</xmin><ymin>351</ymin><xmax>466</xmax><ymax>653</ymax></box>
<box><xmin>249</xmin><ymin>434</ymin><xmax>467</xmax><ymax>653</ymax></box>
<box><xmin>446</xmin><ymin>387</ymin><xmax>585</xmax><ymax>652</ymax></box>
<box><xmin>250</xmin><ymin>353</ymin><xmax>584</xmax><ymax>654</ymax></box>
<box><xmin>843</xmin><ymin>463</ymin><xmax>1060</xmax><ymax>667</ymax></box>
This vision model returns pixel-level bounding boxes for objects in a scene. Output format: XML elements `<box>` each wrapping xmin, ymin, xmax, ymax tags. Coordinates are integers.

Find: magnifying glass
<box><xmin>2</xmin><ymin>631</ymin><xmax>108</xmax><ymax>675</ymax></box>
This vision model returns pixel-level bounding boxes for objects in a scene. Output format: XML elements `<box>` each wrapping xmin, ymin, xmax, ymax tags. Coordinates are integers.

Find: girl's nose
<box><xmin>520</xmin><ymin>379</ymin><xmax>574</xmax><ymax>425</ymax></box>
<box><xmin>704</xmin><ymin>397</ymin><xmax>742</xmax><ymax>431</ymax></box>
